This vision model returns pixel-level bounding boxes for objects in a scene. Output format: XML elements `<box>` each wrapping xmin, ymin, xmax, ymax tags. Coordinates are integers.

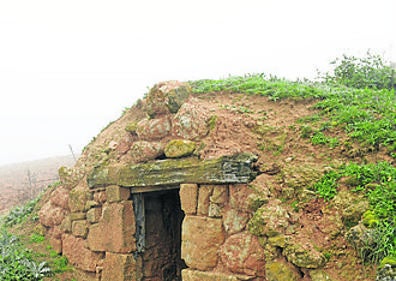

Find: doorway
<box><xmin>133</xmin><ymin>188</ymin><xmax>185</xmax><ymax>281</ymax></box>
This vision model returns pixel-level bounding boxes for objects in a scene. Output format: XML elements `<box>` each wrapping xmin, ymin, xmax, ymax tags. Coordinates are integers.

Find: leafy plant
<box><xmin>3</xmin><ymin>198</ymin><xmax>39</xmax><ymax>227</ymax></box>
<box><xmin>30</xmin><ymin>233</ymin><xmax>45</xmax><ymax>243</ymax></box>
<box><xmin>320</xmin><ymin>51</ymin><xmax>394</xmax><ymax>90</ymax></box>
<box><xmin>0</xmin><ymin>230</ymin><xmax>52</xmax><ymax>280</ymax></box>
<box><xmin>311</xmin><ymin>132</ymin><xmax>339</xmax><ymax>148</ymax></box>
<box><xmin>312</xmin><ymin>170</ymin><xmax>341</xmax><ymax>201</ymax></box>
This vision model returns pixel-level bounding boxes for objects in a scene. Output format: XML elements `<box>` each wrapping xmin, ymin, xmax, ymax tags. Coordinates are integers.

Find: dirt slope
<box><xmin>10</xmin><ymin>79</ymin><xmax>395</xmax><ymax>280</ymax></box>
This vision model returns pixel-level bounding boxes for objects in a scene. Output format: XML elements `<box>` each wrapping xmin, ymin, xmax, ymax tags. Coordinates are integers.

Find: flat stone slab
<box><xmin>87</xmin><ymin>153</ymin><xmax>258</xmax><ymax>189</ymax></box>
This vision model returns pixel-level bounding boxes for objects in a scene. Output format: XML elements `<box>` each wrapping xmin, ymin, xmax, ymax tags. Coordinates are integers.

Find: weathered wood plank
<box><xmin>87</xmin><ymin>153</ymin><xmax>257</xmax><ymax>189</ymax></box>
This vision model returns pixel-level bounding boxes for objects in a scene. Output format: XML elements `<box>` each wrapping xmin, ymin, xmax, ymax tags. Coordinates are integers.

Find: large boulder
<box><xmin>127</xmin><ymin>141</ymin><xmax>164</xmax><ymax>163</ymax></box>
<box><xmin>219</xmin><ymin>232</ymin><xmax>265</xmax><ymax>276</ymax></box>
<box><xmin>101</xmin><ymin>252</ymin><xmax>137</xmax><ymax>281</ymax></box>
<box><xmin>164</xmin><ymin>139</ymin><xmax>196</xmax><ymax>158</ymax></box>
<box><xmin>87</xmin><ymin>201</ymin><xmax>136</xmax><ymax>253</ymax></box>
<box><xmin>265</xmin><ymin>259</ymin><xmax>301</xmax><ymax>281</ymax></box>
<box><xmin>172</xmin><ymin>101</ymin><xmax>210</xmax><ymax>140</ymax></box>
<box><xmin>283</xmin><ymin>241</ymin><xmax>326</xmax><ymax>269</ymax></box>
<box><xmin>181</xmin><ymin>216</ymin><xmax>225</xmax><ymax>270</ymax></box>
<box><xmin>144</xmin><ymin>81</ymin><xmax>192</xmax><ymax>117</ymax></box>
<box><xmin>49</xmin><ymin>185</ymin><xmax>70</xmax><ymax>210</ymax></box>
<box><xmin>39</xmin><ymin>201</ymin><xmax>67</xmax><ymax>227</ymax></box>
<box><xmin>62</xmin><ymin>234</ymin><xmax>103</xmax><ymax>272</ymax></box>
<box><xmin>248</xmin><ymin>199</ymin><xmax>290</xmax><ymax>237</ymax></box>
<box><xmin>136</xmin><ymin>117</ymin><xmax>172</xmax><ymax>141</ymax></box>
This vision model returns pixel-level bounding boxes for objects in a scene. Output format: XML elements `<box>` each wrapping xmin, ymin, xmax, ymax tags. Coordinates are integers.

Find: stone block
<box><xmin>69</xmin><ymin>185</ymin><xmax>92</xmax><ymax>212</ymax></box>
<box><xmin>248</xmin><ymin>200</ymin><xmax>290</xmax><ymax>237</ymax></box>
<box><xmin>101</xmin><ymin>252</ymin><xmax>137</xmax><ymax>281</ymax></box>
<box><xmin>197</xmin><ymin>185</ymin><xmax>214</xmax><ymax>215</ymax></box>
<box><xmin>87</xmin><ymin>207</ymin><xmax>102</xmax><ymax>223</ymax></box>
<box><xmin>88</xmin><ymin>153</ymin><xmax>257</xmax><ymax>188</ymax></box>
<box><xmin>164</xmin><ymin>139</ymin><xmax>196</xmax><ymax>158</ymax></box>
<box><xmin>265</xmin><ymin>259</ymin><xmax>301</xmax><ymax>281</ymax></box>
<box><xmin>182</xmin><ymin>269</ymin><xmax>252</xmax><ymax>281</ymax></box>
<box><xmin>219</xmin><ymin>232</ymin><xmax>265</xmax><ymax>277</ymax></box>
<box><xmin>48</xmin><ymin>226</ymin><xmax>63</xmax><ymax>239</ymax></box>
<box><xmin>208</xmin><ymin>203</ymin><xmax>222</xmax><ymax>218</ymax></box>
<box><xmin>144</xmin><ymin>81</ymin><xmax>191</xmax><ymax>117</ymax></box>
<box><xmin>172</xmin><ymin>102</ymin><xmax>210</xmax><ymax>140</ymax></box>
<box><xmin>60</xmin><ymin>215</ymin><xmax>72</xmax><ymax>233</ymax></box>
<box><xmin>39</xmin><ymin>201</ymin><xmax>67</xmax><ymax>227</ymax></box>
<box><xmin>210</xmin><ymin>185</ymin><xmax>228</xmax><ymax>204</ymax></box>
<box><xmin>106</xmin><ymin>185</ymin><xmax>130</xmax><ymax>203</ymax></box>
<box><xmin>208</xmin><ymin>185</ymin><xmax>228</xmax><ymax>218</ymax></box>
<box><xmin>127</xmin><ymin>141</ymin><xmax>164</xmax><ymax>163</ymax></box>
<box><xmin>136</xmin><ymin>117</ymin><xmax>172</xmax><ymax>141</ymax></box>
<box><xmin>180</xmin><ymin>184</ymin><xmax>198</xmax><ymax>214</ymax></box>
<box><xmin>229</xmin><ymin>184</ymin><xmax>252</xmax><ymax>211</ymax></box>
<box><xmin>72</xmin><ymin>220</ymin><xmax>89</xmax><ymax>238</ymax></box>
<box><xmin>94</xmin><ymin>190</ymin><xmax>107</xmax><ymax>204</ymax></box>
<box><xmin>223</xmin><ymin>209</ymin><xmax>250</xmax><ymax>235</ymax></box>
<box><xmin>50</xmin><ymin>186</ymin><xmax>70</xmax><ymax>210</ymax></box>
<box><xmin>70</xmin><ymin>212</ymin><xmax>86</xmax><ymax>221</ymax></box>
<box><xmin>62</xmin><ymin>234</ymin><xmax>103</xmax><ymax>272</ymax></box>
<box><xmin>87</xmin><ymin>201</ymin><xmax>136</xmax><ymax>253</ymax></box>
<box><xmin>182</xmin><ymin>216</ymin><xmax>225</xmax><ymax>270</ymax></box>
<box><xmin>283</xmin><ymin>241</ymin><xmax>326</xmax><ymax>269</ymax></box>
<box><xmin>58</xmin><ymin>166</ymin><xmax>85</xmax><ymax>189</ymax></box>
<box><xmin>85</xmin><ymin>200</ymin><xmax>99</xmax><ymax>210</ymax></box>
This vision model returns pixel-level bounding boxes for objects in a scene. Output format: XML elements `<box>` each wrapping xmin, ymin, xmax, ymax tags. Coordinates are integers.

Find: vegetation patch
<box><xmin>191</xmin><ymin>53</ymin><xmax>395</xmax><ymax>157</ymax></box>
<box><xmin>0</xmin><ymin>229</ymin><xmax>51</xmax><ymax>280</ymax></box>
<box><xmin>313</xmin><ymin>162</ymin><xmax>396</xmax><ymax>263</ymax></box>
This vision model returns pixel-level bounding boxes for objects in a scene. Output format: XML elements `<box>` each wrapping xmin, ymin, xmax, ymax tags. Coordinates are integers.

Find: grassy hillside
<box><xmin>1</xmin><ymin>53</ymin><xmax>395</xmax><ymax>280</ymax></box>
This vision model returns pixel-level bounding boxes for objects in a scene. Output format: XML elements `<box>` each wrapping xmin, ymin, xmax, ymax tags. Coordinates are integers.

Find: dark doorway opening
<box><xmin>133</xmin><ymin>188</ymin><xmax>185</xmax><ymax>281</ymax></box>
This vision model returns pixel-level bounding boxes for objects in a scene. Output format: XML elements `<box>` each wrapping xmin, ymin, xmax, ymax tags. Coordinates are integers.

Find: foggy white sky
<box><xmin>0</xmin><ymin>0</ymin><xmax>395</xmax><ymax>166</ymax></box>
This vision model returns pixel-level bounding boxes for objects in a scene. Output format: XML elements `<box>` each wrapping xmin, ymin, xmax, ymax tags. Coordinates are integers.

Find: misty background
<box><xmin>1</xmin><ymin>0</ymin><xmax>395</xmax><ymax>166</ymax></box>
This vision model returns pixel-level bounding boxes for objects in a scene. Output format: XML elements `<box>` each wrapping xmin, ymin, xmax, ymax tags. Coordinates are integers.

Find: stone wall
<box><xmin>180</xmin><ymin>183</ymin><xmax>265</xmax><ymax>281</ymax></box>
<box><xmin>39</xmin><ymin>179</ymin><xmax>267</xmax><ymax>280</ymax></box>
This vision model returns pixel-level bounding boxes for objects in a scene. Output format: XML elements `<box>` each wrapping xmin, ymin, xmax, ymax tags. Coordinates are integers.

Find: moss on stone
<box><xmin>164</xmin><ymin>139</ymin><xmax>196</xmax><ymax>158</ymax></box>
<box><xmin>87</xmin><ymin>153</ymin><xmax>258</xmax><ymax>188</ymax></box>
<box><xmin>125</xmin><ymin>122</ymin><xmax>138</xmax><ymax>133</ymax></box>
<box><xmin>265</xmin><ymin>260</ymin><xmax>300</xmax><ymax>281</ymax></box>
<box><xmin>283</xmin><ymin>242</ymin><xmax>326</xmax><ymax>269</ymax></box>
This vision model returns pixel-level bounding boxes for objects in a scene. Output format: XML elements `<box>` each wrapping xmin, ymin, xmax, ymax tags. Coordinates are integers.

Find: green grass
<box><xmin>2</xmin><ymin>198</ymin><xmax>39</xmax><ymax>227</ymax></box>
<box><xmin>0</xmin><ymin>191</ymin><xmax>72</xmax><ymax>280</ymax></box>
<box><xmin>312</xmin><ymin>162</ymin><xmax>396</xmax><ymax>263</ymax></box>
<box><xmin>190</xmin><ymin>74</ymin><xmax>395</xmax><ymax>155</ymax></box>
<box><xmin>0</xmin><ymin>229</ymin><xmax>52</xmax><ymax>280</ymax></box>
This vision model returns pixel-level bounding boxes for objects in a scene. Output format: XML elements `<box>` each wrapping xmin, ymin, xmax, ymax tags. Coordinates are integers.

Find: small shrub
<box><xmin>3</xmin><ymin>198</ymin><xmax>38</xmax><ymax>227</ymax></box>
<box><xmin>0</xmin><ymin>230</ymin><xmax>52</xmax><ymax>280</ymax></box>
<box><xmin>30</xmin><ymin>233</ymin><xmax>45</xmax><ymax>243</ymax></box>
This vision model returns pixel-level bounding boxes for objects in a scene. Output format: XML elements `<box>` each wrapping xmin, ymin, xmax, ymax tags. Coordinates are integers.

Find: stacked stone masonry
<box><xmin>40</xmin><ymin>180</ymin><xmax>266</xmax><ymax>280</ymax></box>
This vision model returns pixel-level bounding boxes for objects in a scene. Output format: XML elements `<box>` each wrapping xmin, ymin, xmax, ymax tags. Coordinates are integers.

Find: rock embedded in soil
<box><xmin>265</xmin><ymin>259</ymin><xmax>301</xmax><ymax>281</ymax></box>
<box><xmin>144</xmin><ymin>81</ymin><xmax>192</xmax><ymax>117</ymax></box>
<box><xmin>283</xmin><ymin>242</ymin><xmax>326</xmax><ymax>269</ymax></box>
<box><xmin>164</xmin><ymin>139</ymin><xmax>196</xmax><ymax>158</ymax></box>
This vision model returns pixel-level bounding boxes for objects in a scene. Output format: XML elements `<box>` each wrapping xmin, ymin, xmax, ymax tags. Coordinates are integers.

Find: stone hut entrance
<box><xmin>87</xmin><ymin>153</ymin><xmax>258</xmax><ymax>281</ymax></box>
<box><xmin>132</xmin><ymin>188</ymin><xmax>185</xmax><ymax>281</ymax></box>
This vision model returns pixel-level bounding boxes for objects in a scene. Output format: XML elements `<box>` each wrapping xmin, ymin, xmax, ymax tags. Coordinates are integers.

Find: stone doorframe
<box><xmin>86</xmin><ymin>153</ymin><xmax>259</xmax><ymax>281</ymax></box>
